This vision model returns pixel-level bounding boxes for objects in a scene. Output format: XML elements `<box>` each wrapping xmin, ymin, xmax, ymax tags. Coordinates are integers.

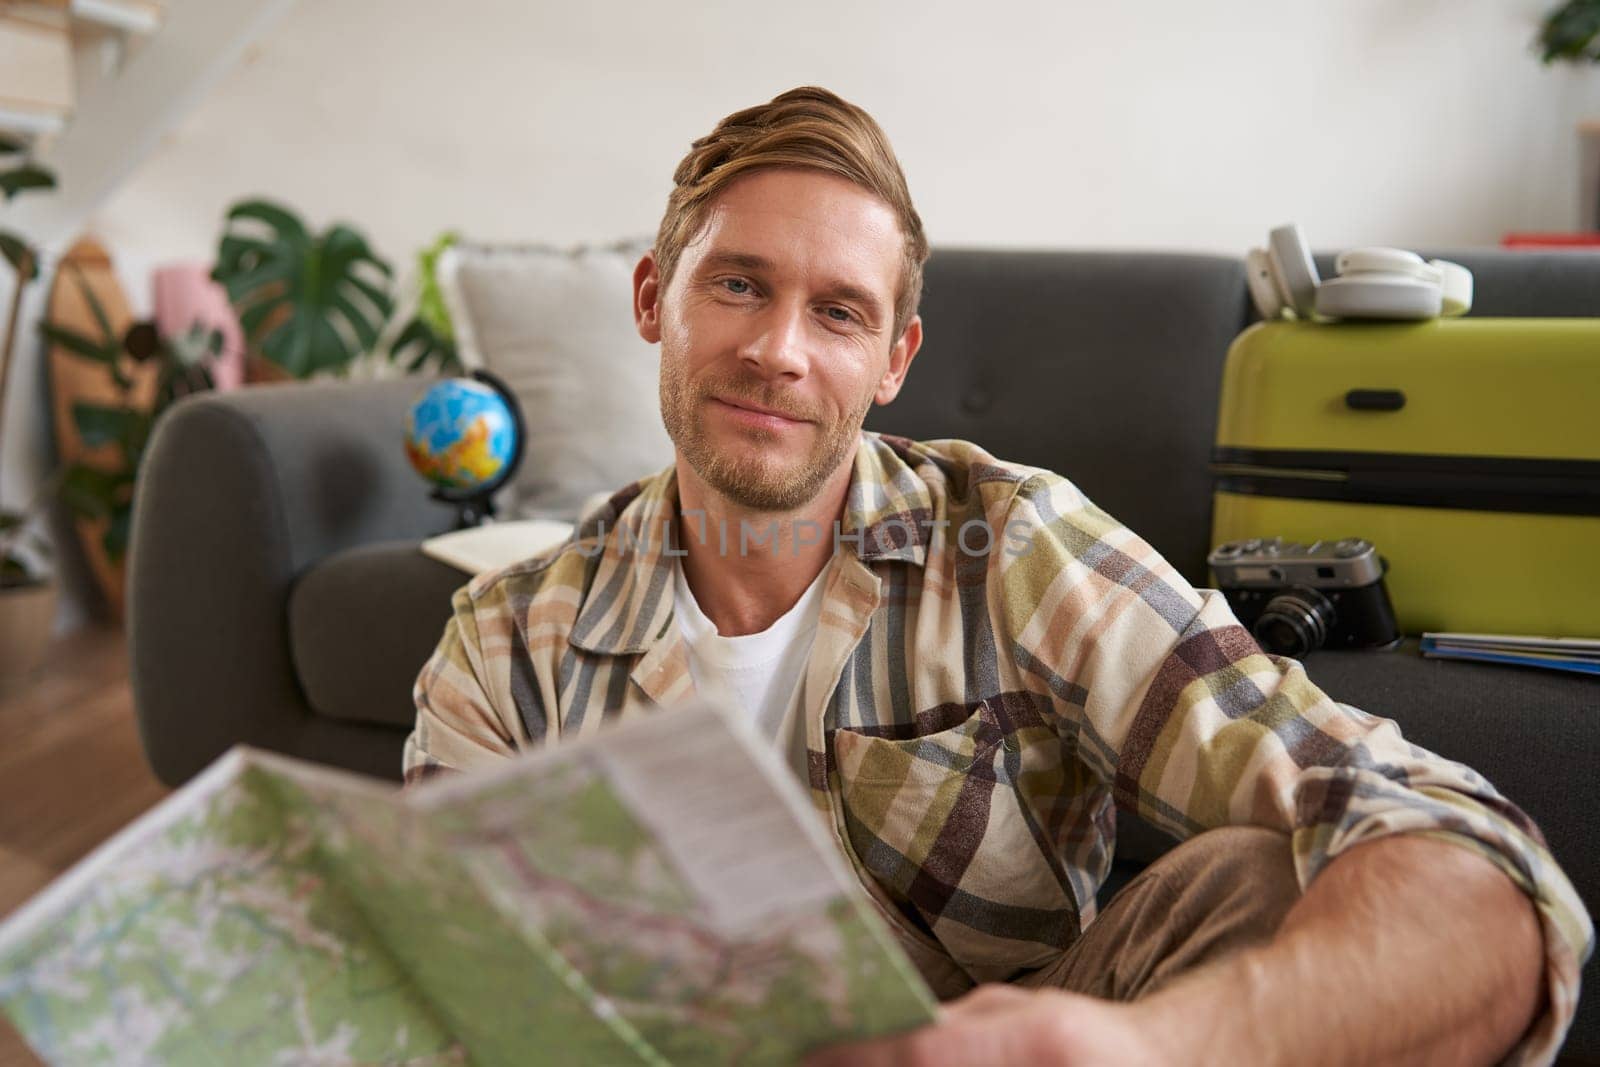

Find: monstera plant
<box><xmin>211</xmin><ymin>199</ymin><xmax>396</xmax><ymax>379</ymax></box>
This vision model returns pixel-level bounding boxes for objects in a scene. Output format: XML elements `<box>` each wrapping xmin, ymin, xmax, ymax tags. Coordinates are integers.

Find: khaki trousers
<box><xmin>1016</xmin><ymin>826</ymin><xmax>1302</xmax><ymax>1002</ymax></box>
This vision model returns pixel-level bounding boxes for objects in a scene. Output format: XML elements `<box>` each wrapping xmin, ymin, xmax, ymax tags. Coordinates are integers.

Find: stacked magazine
<box><xmin>1420</xmin><ymin>632</ymin><xmax>1600</xmax><ymax>677</ymax></box>
<box><xmin>0</xmin><ymin>705</ymin><xmax>936</xmax><ymax>1065</ymax></box>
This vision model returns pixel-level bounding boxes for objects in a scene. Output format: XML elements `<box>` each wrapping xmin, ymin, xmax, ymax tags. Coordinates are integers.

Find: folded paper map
<box><xmin>0</xmin><ymin>705</ymin><xmax>936</xmax><ymax>1065</ymax></box>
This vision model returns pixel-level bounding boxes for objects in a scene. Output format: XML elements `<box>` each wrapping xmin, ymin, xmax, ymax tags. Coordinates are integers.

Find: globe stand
<box><xmin>431</xmin><ymin>487</ymin><xmax>499</xmax><ymax>531</ymax></box>
<box><xmin>416</xmin><ymin>368</ymin><xmax>527</xmax><ymax>532</ymax></box>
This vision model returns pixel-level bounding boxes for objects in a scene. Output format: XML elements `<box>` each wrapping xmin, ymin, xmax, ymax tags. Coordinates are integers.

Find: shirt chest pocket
<box><xmin>831</xmin><ymin>697</ymin><xmax>1081</xmax><ymax>983</ymax></box>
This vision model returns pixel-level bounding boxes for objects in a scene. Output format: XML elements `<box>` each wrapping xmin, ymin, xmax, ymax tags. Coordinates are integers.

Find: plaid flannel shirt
<box><xmin>405</xmin><ymin>431</ymin><xmax>1591</xmax><ymax>1063</ymax></box>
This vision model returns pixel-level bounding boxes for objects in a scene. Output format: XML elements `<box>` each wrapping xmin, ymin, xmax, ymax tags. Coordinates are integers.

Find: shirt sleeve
<box><xmin>402</xmin><ymin>584</ymin><xmax>521</xmax><ymax>786</ymax></box>
<box><xmin>996</xmin><ymin>470</ymin><xmax>1593</xmax><ymax>1065</ymax></box>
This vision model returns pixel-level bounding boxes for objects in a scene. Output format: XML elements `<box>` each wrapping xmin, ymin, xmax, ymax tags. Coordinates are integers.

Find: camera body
<box><xmin>1208</xmin><ymin>537</ymin><xmax>1401</xmax><ymax>657</ymax></box>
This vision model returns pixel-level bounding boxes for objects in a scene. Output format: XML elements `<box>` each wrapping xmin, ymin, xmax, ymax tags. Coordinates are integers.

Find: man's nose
<box><xmin>738</xmin><ymin>298</ymin><xmax>809</xmax><ymax>380</ymax></box>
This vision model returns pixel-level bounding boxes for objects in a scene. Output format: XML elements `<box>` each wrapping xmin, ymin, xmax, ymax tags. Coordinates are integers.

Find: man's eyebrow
<box><xmin>699</xmin><ymin>250</ymin><xmax>887</xmax><ymax>323</ymax></box>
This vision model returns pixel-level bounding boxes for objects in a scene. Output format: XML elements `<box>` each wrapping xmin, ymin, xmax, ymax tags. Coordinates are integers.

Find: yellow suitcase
<box><xmin>1209</xmin><ymin>319</ymin><xmax>1600</xmax><ymax>637</ymax></box>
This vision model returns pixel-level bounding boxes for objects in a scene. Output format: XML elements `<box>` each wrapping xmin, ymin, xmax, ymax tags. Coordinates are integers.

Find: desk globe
<box><xmin>403</xmin><ymin>370</ymin><xmax>525</xmax><ymax>528</ymax></box>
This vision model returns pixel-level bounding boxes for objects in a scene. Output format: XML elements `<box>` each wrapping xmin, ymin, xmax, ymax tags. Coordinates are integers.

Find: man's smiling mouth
<box><xmin>711</xmin><ymin>395</ymin><xmax>811</xmax><ymax>424</ymax></box>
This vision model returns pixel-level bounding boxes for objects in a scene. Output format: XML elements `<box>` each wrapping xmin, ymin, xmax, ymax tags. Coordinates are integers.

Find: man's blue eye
<box><xmin>826</xmin><ymin>307</ymin><xmax>853</xmax><ymax>323</ymax></box>
<box><xmin>724</xmin><ymin>279</ymin><xmax>751</xmax><ymax>295</ymax></box>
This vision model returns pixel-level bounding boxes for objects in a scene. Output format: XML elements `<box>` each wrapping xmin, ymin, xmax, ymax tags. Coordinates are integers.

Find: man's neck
<box><xmin>673</xmin><ymin>454</ymin><xmax>854</xmax><ymax>637</ymax></box>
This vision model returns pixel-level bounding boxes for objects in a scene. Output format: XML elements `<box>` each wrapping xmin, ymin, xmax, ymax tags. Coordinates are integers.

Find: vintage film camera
<box><xmin>1208</xmin><ymin>537</ymin><xmax>1401</xmax><ymax>657</ymax></box>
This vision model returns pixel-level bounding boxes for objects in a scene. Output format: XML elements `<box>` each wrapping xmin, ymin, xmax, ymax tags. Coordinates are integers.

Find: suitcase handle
<box><xmin>1344</xmin><ymin>389</ymin><xmax>1406</xmax><ymax>412</ymax></box>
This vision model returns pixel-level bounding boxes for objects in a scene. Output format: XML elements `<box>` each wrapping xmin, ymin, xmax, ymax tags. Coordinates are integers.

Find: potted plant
<box><xmin>387</xmin><ymin>230</ymin><xmax>464</xmax><ymax>375</ymax></box>
<box><xmin>0</xmin><ymin>134</ymin><xmax>58</xmax><ymax>682</ymax></box>
<box><xmin>211</xmin><ymin>199</ymin><xmax>461</xmax><ymax>379</ymax></box>
<box><xmin>39</xmin><ymin>279</ymin><xmax>220</xmax><ymax>616</ymax></box>
<box><xmin>210</xmin><ymin>199</ymin><xmax>397</xmax><ymax>380</ymax></box>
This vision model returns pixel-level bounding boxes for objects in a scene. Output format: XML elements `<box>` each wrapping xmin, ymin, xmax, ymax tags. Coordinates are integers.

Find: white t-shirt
<box><xmin>671</xmin><ymin>557</ymin><xmax>830</xmax><ymax>743</ymax></box>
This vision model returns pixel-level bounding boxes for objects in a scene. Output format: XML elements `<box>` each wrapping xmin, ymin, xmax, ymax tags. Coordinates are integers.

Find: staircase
<box><xmin>1</xmin><ymin>0</ymin><xmax>297</xmax><ymax>250</ymax></box>
<box><xmin>0</xmin><ymin>0</ymin><xmax>296</xmax><ymax>634</ymax></box>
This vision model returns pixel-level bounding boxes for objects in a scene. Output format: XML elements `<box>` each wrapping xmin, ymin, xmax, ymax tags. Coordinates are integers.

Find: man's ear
<box><xmin>873</xmin><ymin>315</ymin><xmax>923</xmax><ymax>406</ymax></box>
<box><xmin>634</xmin><ymin>250</ymin><xmax>662</xmax><ymax>343</ymax></box>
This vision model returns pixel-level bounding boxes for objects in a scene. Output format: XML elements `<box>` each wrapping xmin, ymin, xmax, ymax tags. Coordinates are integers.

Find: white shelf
<box><xmin>0</xmin><ymin>105</ymin><xmax>66</xmax><ymax>137</ymax></box>
<box><xmin>69</xmin><ymin>0</ymin><xmax>162</xmax><ymax>36</ymax></box>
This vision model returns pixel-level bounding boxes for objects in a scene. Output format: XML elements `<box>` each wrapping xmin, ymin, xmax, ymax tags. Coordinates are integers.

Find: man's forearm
<box><xmin>1140</xmin><ymin>833</ymin><xmax>1545</xmax><ymax>1066</ymax></box>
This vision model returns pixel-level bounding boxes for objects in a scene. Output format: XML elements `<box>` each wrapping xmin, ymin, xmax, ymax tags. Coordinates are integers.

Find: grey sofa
<box><xmin>128</xmin><ymin>248</ymin><xmax>1600</xmax><ymax>1060</ymax></box>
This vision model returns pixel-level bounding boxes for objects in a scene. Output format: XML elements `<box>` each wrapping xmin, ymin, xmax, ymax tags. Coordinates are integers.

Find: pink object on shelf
<box><xmin>152</xmin><ymin>262</ymin><xmax>245</xmax><ymax>391</ymax></box>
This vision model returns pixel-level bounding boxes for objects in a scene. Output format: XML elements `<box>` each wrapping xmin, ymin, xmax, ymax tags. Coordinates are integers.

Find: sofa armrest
<box><xmin>127</xmin><ymin>378</ymin><xmax>457</xmax><ymax>786</ymax></box>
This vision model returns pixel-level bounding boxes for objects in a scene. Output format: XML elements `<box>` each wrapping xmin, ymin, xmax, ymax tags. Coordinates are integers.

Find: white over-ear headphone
<box><xmin>1246</xmin><ymin>223</ymin><xmax>1472</xmax><ymax>322</ymax></box>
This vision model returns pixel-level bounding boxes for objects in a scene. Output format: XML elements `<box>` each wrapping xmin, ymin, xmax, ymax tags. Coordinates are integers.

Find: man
<box><xmin>404</xmin><ymin>87</ymin><xmax>1590</xmax><ymax>1064</ymax></box>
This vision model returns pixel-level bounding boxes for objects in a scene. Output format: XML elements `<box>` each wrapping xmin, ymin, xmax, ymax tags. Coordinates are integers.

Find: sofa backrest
<box><xmin>872</xmin><ymin>247</ymin><xmax>1600</xmax><ymax>585</ymax></box>
<box><xmin>865</xmin><ymin>250</ymin><xmax>1249</xmax><ymax>584</ymax></box>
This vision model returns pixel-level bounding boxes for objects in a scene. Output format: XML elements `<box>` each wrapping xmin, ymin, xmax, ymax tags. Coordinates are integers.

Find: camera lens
<box><xmin>1252</xmin><ymin>586</ymin><xmax>1337</xmax><ymax>658</ymax></box>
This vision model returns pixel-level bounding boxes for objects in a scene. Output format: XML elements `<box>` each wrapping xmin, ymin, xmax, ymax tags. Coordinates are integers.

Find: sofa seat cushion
<box><xmin>288</xmin><ymin>542</ymin><xmax>468</xmax><ymax>730</ymax></box>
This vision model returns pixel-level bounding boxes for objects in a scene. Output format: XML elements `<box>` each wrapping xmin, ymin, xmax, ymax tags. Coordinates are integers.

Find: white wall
<box><xmin>89</xmin><ymin>0</ymin><xmax>1600</xmax><ymax>261</ymax></box>
<box><xmin>8</xmin><ymin>0</ymin><xmax>1600</xmax><ymax>629</ymax></box>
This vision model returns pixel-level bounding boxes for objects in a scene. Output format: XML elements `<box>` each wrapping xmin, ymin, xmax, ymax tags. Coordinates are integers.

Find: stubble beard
<box><xmin>659</xmin><ymin>356</ymin><xmax>870</xmax><ymax>513</ymax></box>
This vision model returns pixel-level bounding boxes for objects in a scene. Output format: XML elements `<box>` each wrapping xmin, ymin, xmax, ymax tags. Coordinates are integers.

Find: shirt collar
<box><xmin>568</xmin><ymin>430</ymin><xmax>932</xmax><ymax>656</ymax></box>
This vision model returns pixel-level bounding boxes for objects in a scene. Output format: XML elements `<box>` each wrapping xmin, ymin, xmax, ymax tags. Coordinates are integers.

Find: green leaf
<box><xmin>260</xmin><ymin>310</ymin><xmax>311</xmax><ymax>376</ymax></box>
<box><xmin>235</xmin><ymin>295</ymin><xmax>284</xmax><ymax>340</ymax></box>
<box><xmin>40</xmin><ymin>322</ymin><xmax>117</xmax><ymax>365</ymax></box>
<box><xmin>102</xmin><ymin>506</ymin><xmax>132</xmax><ymax>562</ymax></box>
<box><xmin>1540</xmin><ymin>0</ymin><xmax>1600</xmax><ymax>61</ymax></box>
<box><xmin>416</xmin><ymin>231</ymin><xmax>460</xmax><ymax>341</ymax></box>
<box><xmin>328</xmin><ymin>290</ymin><xmax>381</xmax><ymax>352</ymax></box>
<box><xmin>68</xmin><ymin>265</ymin><xmax>118</xmax><ymax>351</ymax></box>
<box><xmin>0</xmin><ymin>133</ymin><xmax>24</xmax><ymax>156</ymax></box>
<box><xmin>305</xmin><ymin>315</ymin><xmax>350</xmax><ymax>375</ymax></box>
<box><xmin>60</xmin><ymin>464</ymin><xmax>121</xmax><ymax>519</ymax></box>
<box><xmin>0</xmin><ymin>230</ymin><xmax>38</xmax><ymax>281</ymax></box>
<box><xmin>341</xmin><ymin>271</ymin><xmax>393</xmax><ymax>315</ymax></box>
<box><xmin>72</xmin><ymin>403</ymin><xmax>137</xmax><ymax>449</ymax></box>
<box><xmin>388</xmin><ymin>316</ymin><xmax>462</xmax><ymax>374</ymax></box>
<box><xmin>126</xmin><ymin>410</ymin><xmax>153</xmax><ymax>456</ymax></box>
<box><xmin>0</xmin><ymin>163</ymin><xmax>55</xmax><ymax>201</ymax></box>
<box><xmin>222</xmin><ymin>199</ymin><xmax>311</xmax><ymax>246</ymax></box>
<box><xmin>213</xmin><ymin>203</ymin><xmax>397</xmax><ymax>377</ymax></box>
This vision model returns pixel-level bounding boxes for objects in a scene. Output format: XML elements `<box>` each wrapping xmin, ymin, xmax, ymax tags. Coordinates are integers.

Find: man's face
<box><xmin>635</xmin><ymin>167</ymin><xmax>921</xmax><ymax>512</ymax></box>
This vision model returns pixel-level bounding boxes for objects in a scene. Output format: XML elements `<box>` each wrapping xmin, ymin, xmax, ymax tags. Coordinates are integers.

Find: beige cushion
<box><xmin>439</xmin><ymin>239</ymin><xmax>673</xmax><ymax>519</ymax></box>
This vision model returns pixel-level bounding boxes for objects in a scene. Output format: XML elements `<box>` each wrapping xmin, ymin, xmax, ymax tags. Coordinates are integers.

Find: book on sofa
<box><xmin>1420</xmin><ymin>632</ymin><xmax>1600</xmax><ymax>676</ymax></box>
<box><xmin>421</xmin><ymin>517</ymin><xmax>576</xmax><ymax>575</ymax></box>
<box><xmin>0</xmin><ymin>705</ymin><xmax>936</xmax><ymax>1065</ymax></box>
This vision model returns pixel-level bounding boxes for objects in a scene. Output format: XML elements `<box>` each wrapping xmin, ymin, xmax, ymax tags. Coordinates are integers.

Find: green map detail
<box><xmin>431</xmin><ymin>752</ymin><xmax>936</xmax><ymax>1065</ymax></box>
<box><xmin>263</xmin><ymin>768</ymin><xmax>658</xmax><ymax>1066</ymax></box>
<box><xmin>0</xmin><ymin>767</ymin><xmax>462</xmax><ymax>1066</ymax></box>
<box><xmin>1</xmin><ymin>709</ymin><xmax>939</xmax><ymax>1066</ymax></box>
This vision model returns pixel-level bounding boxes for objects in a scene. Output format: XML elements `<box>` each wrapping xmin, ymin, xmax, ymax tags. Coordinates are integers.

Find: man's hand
<box><xmin>803</xmin><ymin>985</ymin><xmax>1164</xmax><ymax>1067</ymax></box>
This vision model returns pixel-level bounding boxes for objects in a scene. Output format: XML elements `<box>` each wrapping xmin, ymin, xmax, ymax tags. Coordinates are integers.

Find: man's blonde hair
<box><xmin>652</xmin><ymin>86</ymin><xmax>929</xmax><ymax>342</ymax></box>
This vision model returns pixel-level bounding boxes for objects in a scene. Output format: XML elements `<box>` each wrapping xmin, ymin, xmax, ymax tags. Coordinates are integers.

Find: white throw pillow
<box><xmin>438</xmin><ymin>239</ymin><xmax>674</xmax><ymax>520</ymax></box>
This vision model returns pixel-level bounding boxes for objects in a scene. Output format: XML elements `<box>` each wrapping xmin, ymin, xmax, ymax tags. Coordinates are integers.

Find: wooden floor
<box><xmin>0</xmin><ymin>625</ymin><xmax>170</xmax><ymax>1067</ymax></box>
